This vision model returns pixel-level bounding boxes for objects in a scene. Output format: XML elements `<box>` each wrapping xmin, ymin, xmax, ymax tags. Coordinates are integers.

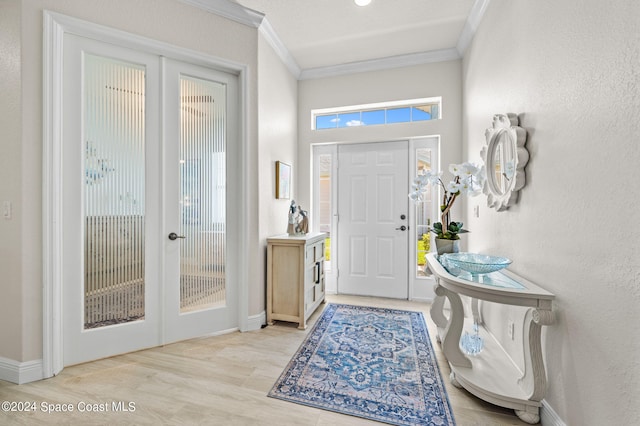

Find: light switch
<box><xmin>3</xmin><ymin>201</ymin><xmax>12</xmax><ymax>219</ymax></box>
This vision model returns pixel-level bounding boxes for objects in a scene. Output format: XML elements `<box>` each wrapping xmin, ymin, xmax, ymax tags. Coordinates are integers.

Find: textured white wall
<box><xmin>297</xmin><ymin>60</ymin><xmax>464</xmax><ymax>218</ymax></box>
<box><xmin>0</xmin><ymin>0</ymin><xmax>23</xmax><ymax>362</ymax></box>
<box><xmin>4</xmin><ymin>0</ymin><xmax>259</xmax><ymax>363</ymax></box>
<box><xmin>464</xmin><ymin>1</ymin><xmax>640</xmax><ymax>424</ymax></box>
<box><xmin>257</xmin><ymin>34</ymin><xmax>299</xmax><ymax>315</ymax></box>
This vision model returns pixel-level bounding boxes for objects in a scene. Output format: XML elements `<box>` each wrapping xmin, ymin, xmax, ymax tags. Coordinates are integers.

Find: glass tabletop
<box><xmin>437</xmin><ymin>256</ymin><xmax>525</xmax><ymax>290</ymax></box>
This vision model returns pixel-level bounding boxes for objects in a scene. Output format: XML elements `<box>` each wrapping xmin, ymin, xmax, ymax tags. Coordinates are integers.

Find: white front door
<box><xmin>337</xmin><ymin>142</ymin><xmax>409</xmax><ymax>299</ymax></box>
<box><xmin>62</xmin><ymin>35</ymin><xmax>238</xmax><ymax>366</ymax></box>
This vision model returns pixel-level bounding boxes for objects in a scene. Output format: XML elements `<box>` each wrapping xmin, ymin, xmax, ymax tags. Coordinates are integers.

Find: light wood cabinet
<box><xmin>267</xmin><ymin>233</ymin><xmax>326</xmax><ymax>329</ymax></box>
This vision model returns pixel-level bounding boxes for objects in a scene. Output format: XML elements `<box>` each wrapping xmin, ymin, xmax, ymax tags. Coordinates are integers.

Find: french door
<box><xmin>162</xmin><ymin>58</ymin><xmax>238</xmax><ymax>343</ymax></box>
<box><xmin>62</xmin><ymin>34</ymin><xmax>238</xmax><ymax>366</ymax></box>
<box><xmin>337</xmin><ymin>142</ymin><xmax>409</xmax><ymax>299</ymax></box>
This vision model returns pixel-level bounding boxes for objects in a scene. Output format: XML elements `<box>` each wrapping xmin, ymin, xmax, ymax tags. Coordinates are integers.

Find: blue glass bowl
<box><xmin>442</xmin><ymin>252</ymin><xmax>512</xmax><ymax>275</ymax></box>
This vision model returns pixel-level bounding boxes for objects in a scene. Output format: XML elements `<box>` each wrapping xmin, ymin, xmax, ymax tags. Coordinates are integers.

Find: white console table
<box><xmin>426</xmin><ymin>253</ymin><xmax>555</xmax><ymax>424</ymax></box>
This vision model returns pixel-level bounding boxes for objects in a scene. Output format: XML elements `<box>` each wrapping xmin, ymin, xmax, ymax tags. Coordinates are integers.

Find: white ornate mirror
<box><xmin>480</xmin><ymin>113</ymin><xmax>529</xmax><ymax>211</ymax></box>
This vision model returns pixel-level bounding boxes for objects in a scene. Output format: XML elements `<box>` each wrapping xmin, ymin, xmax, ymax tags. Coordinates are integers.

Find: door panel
<box><xmin>63</xmin><ymin>35</ymin><xmax>161</xmax><ymax>366</ymax></box>
<box><xmin>337</xmin><ymin>142</ymin><xmax>409</xmax><ymax>299</ymax></box>
<box><xmin>162</xmin><ymin>58</ymin><xmax>239</xmax><ymax>343</ymax></box>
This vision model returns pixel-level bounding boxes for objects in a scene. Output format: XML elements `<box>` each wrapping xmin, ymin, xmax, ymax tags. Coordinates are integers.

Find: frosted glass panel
<box><xmin>83</xmin><ymin>54</ymin><xmax>146</xmax><ymax>329</ymax></box>
<box><xmin>415</xmin><ymin>148</ymin><xmax>432</xmax><ymax>278</ymax></box>
<box><xmin>179</xmin><ymin>75</ymin><xmax>226</xmax><ymax>312</ymax></box>
<box><xmin>318</xmin><ymin>154</ymin><xmax>332</xmax><ymax>269</ymax></box>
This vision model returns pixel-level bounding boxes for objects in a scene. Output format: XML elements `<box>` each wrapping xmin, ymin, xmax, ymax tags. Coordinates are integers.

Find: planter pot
<box><xmin>435</xmin><ymin>238</ymin><xmax>460</xmax><ymax>255</ymax></box>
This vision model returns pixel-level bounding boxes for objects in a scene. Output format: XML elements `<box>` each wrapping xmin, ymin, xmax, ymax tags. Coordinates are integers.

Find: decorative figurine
<box><xmin>286</xmin><ymin>200</ymin><xmax>309</xmax><ymax>236</ymax></box>
<box><xmin>287</xmin><ymin>200</ymin><xmax>297</xmax><ymax>235</ymax></box>
<box><xmin>298</xmin><ymin>208</ymin><xmax>309</xmax><ymax>234</ymax></box>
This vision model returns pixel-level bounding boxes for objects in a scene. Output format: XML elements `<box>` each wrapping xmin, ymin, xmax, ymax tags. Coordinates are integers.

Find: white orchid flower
<box><xmin>408</xmin><ymin>191</ymin><xmax>422</xmax><ymax>202</ymax></box>
<box><xmin>447</xmin><ymin>181</ymin><xmax>461</xmax><ymax>194</ymax></box>
<box><xmin>427</xmin><ymin>171</ymin><xmax>442</xmax><ymax>185</ymax></box>
<box><xmin>461</xmin><ymin>162</ymin><xmax>479</xmax><ymax>177</ymax></box>
<box><xmin>449</xmin><ymin>163</ymin><xmax>464</xmax><ymax>177</ymax></box>
<box><xmin>459</xmin><ymin>178</ymin><xmax>482</xmax><ymax>197</ymax></box>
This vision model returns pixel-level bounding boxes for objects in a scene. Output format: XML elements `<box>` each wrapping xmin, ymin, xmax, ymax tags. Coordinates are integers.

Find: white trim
<box><xmin>179</xmin><ymin>0</ymin><xmax>487</xmax><ymax>80</ymax></box>
<box><xmin>246</xmin><ymin>311</ymin><xmax>266</xmax><ymax>331</ymax></box>
<box><xmin>409</xmin><ymin>296</ymin><xmax>434</xmax><ymax>303</ymax></box>
<box><xmin>457</xmin><ymin>0</ymin><xmax>491</xmax><ymax>56</ymax></box>
<box><xmin>0</xmin><ymin>357</ymin><xmax>44</xmax><ymax>385</ymax></box>
<box><xmin>43</xmin><ymin>10</ymin><xmax>250</xmax><ymax>377</ymax></box>
<box><xmin>259</xmin><ymin>18</ymin><xmax>301</xmax><ymax>78</ymax></box>
<box><xmin>300</xmin><ymin>48</ymin><xmax>461</xmax><ymax>80</ymax></box>
<box><xmin>177</xmin><ymin>0</ymin><xmax>302</xmax><ymax>77</ymax></box>
<box><xmin>311</xmin><ymin>144</ymin><xmax>338</xmax><ymax>294</ymax></box>
<box><xmin>407</xmin><ymin>136</ymin><xmax>440</xmax><ymax>302</ymax></box>
<box><xmin>541</xmin><ymin>399</ymin><xmax>566</xmax><ymax>426</ymax></box>
<box><xmin>43</xmin><ymin>11</ymin><xmax>246</xmax><ymax>75</ymax></box>
<box><xmin>42</xmin><ymin>10</ymin><xmax>65</xmax><ymax>378</ymax></box>
<box><xmin>312</xmin><ymin>97</ymin><xmax>441</xmax><ymax>116</ymax></box>
<box><xmin>178</xmin><ymin>0</ymin><xmax>264</xmax><ymax>28</ymax></box>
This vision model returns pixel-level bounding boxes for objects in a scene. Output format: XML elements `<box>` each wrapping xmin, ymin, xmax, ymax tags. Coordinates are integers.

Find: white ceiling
<box><xmin>233</xmin><ymin>0</ymin><xmax>479</xmax><ymax>73</ymax></box>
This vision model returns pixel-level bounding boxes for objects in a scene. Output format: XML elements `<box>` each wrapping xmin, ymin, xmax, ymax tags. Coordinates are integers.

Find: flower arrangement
<box><xmin>409</xmin><ymin>162</ymin><xmax>485</xmax><ymax>240</ymax></box>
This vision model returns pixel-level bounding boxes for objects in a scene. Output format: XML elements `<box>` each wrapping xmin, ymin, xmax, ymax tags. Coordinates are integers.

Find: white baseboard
<box><xmin>0</xmin><ymin>311</ymin><xmax>271</xmax><ymax>386</ymax></box>
<box><xmin>0</xmin><ymin>356</ymin><xmax>44</xmax><ymax>384</ymax></box>
<box><xmin>541</xmin><ymin>399</ymin><xmax>566</xmax><ymax>426</ymax></box>
<box><xmin>246</xmin><ymin>311</ymin><xmax>266</xmax><ymax>331</ymax></box>
<box><xmin>410</xmin><ymin>296</ymin><xmax>434</xmax><ymax>303</ymax></box>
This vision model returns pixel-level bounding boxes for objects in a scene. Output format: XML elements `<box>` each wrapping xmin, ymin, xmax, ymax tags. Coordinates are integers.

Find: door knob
<box><xmin>395</xmin><ymin>225</ymin><xmax>407</xmax><ymax>231</ymax></box>
<box><xmin>168</xmin><ymin>232</ymin><xmax>186</xmax><ymax>240</ymax></box>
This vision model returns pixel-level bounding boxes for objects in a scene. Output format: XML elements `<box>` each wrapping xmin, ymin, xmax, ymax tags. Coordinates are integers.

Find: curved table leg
<box><xmin>449</xmin><ymin>372</ymin><xmax>462</xmax><ymax>388</ymax></box>
<box><xmin>434</xmin><ymin>283</ymin><xmax>471</xmax><ymax>368</ymax></box>
<box><xmin>430</xmin><ymin>291</ymin><xmax>447</xmax><ymax>343</ymax></box>
<box><xmin>515</xmin><ymin>408</ymin><xmax>540</xmax><ymax>424</ymax></box>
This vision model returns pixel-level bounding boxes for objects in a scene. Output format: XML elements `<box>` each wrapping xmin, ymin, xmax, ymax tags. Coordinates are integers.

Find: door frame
<box><xmin>311</xmin><ymin>137</ymin><xmax>440</xmax><ymax>300</ymax></box>
<box><xmin>43</xmin><ymin>11</ymin><xmax>250</xmax><ymax>377</ymax></box>
<box><xmin>407</xmin><ymin>136</ymin><xmax>440</xmax><ymax>301</ymax></box>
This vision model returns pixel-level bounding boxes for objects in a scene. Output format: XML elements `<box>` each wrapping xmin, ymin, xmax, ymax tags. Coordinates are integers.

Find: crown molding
<box><xmin>457</xmin><ymin>0</ymin><xmax>491</xmax><ymax>56</ymax></box>
<box><xmin>178</xmin><ymin>0</ymin><xmax>302</xmax><ymax>77</ymax></box>
<box><xmin>299</xmin><ymin>48</ymin><xmax>461</xmax><ymax>80</ymax></box>
<box><xmin>178</xmin><ymin>0</ymin><xmax>488</xmax><ymax>80</ymax></box>
<box><xmin>259</xmin><ymin>18</ymin><xmax>302</xmax><ymax>78</ymax></box>
<box><xmin>178</xmin><ymin>0</ymin><xmax>264</xmax><ymax>28</ymax></box>
<box><xmin>299</xmin><ymin>0</ymin><xmax>490</xmax><ymax>80</ymax></box>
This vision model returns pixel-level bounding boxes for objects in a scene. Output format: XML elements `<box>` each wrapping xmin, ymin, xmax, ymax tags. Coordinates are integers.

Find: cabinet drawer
<box><xmin>305</xmin><ymin>240</ymin><xmax>325</xmax><ymax>266</ymax></box>
<box><xmin>314</xmin><ymin>240</ymin><xmax>325</xmax><ymax>262</ymax></box>
<box><xmin>305</xmin><ymin>245</ymin><xmax>314</xmax><ymax>266</ymax></box>
<box><xmin>314</xmin><ymin>282</ymin><xmax>323</xmax><ymax>301</ymax></box>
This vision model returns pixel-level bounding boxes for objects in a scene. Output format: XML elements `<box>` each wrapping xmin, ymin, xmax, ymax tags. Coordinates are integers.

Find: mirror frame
<box><xmin>480</xmin><ymin>113</ymin><xmax>529</xmax><ymax>211</ymax></box>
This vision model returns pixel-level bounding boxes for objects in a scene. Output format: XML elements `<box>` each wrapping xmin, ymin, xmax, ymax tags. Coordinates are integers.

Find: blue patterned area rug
<box><xmin>268</xmin><ymin>303</ymin><xmax>455</xmax><ymax>425</ymax></box>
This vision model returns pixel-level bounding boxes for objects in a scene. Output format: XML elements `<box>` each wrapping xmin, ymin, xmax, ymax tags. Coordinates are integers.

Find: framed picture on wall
<box><xmin>275</xmin><ymin>161</ymin><xmax>291</xmax><ymax>199</ymax></box>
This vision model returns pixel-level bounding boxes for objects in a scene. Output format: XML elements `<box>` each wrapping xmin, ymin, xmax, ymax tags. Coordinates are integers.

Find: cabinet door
<box><xmin>272</xmin><ymin>245</ymin><xmax>301</xmax><ymax>317</ymax></box>
<box><xmin>314</xmin><ymin>240</ymin><xmax>325</xmax><ymax>262</ymax></box>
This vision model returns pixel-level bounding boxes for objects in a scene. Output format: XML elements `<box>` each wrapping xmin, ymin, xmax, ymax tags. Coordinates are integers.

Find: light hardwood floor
<box><xmin>0</xmin><ymin>295</ymin><xmax>532</xmax><ymax>425</ymax></box>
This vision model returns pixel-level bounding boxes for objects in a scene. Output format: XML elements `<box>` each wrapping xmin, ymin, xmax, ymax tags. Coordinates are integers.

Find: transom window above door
<box><xmin>312</xmin><ymin>97</ymin><xmax>441</xmax><ymax>130</ymax></box>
